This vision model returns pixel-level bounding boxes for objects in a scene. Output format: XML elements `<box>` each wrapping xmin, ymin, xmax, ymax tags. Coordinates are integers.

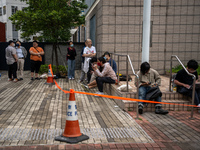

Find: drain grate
<box><xmin>0</xmin><ymin>127</ymin><xmax>153</xmax><ymax>141</ymax></box>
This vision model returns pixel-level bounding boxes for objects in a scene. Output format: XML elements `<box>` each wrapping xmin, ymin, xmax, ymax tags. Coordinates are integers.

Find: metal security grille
<box><xmin>0</xmin><ymin>127</ymin><xmax>153</xmax><ymax>142</ymax></box>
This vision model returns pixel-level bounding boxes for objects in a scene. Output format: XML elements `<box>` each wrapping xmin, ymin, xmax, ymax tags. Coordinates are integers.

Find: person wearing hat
<box><xmin>29</xmin><ymin>41</ymin><xmax>44</xmax><ymax>80</ymax></box>
<box><xmin>5</xmin><ymin>40</ymin><xmax>18</xmax><ymax>82</ymax></box>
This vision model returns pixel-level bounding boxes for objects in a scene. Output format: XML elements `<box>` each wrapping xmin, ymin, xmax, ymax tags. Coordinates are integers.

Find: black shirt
<box><xmin>67</xmin><ymin>47</ymin><xmax>76</xmax><ymax>60</ymax></box>
<box><xmin>175</xmin><ymin>69</ymin><xmax>198</xmax><ymax>89</ymax></box>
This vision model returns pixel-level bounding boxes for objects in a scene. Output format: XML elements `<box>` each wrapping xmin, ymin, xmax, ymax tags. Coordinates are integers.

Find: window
<box><xmin>3</xmin><ymin>6</ymin><xmax>6</xmax><ymax>15</ymax></box>
<box><xmin>0</xmin><ymin>7</ymin><xmax>2</xmax><ymax>16</ymax></box>
<box><xmin>12</xmin><ymin>6</ymin><xmax>18</xmax><ymax>15</ymax></box>
<box><xmin>12</xmin><ymin>24</ymin><xmax>17</xmax><ymax>31</ymax></box>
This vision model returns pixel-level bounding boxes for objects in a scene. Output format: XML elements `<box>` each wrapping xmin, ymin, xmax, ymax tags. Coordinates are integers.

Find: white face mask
<box><xmin>13</xmin><ymin>43</ymin><xmax>15</xmax><ymax>47</ymax></box>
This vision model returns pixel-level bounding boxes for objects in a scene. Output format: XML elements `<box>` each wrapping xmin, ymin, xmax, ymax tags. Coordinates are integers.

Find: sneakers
<box><xmin>81</xmin><ymin>84</ymin><xmax>89</xmax><ymax>91</ymax></box>
<box><xmin>31</xmin><ymin>77</ymin><xmax>34</xmax><ymax>80</ymax></box>
<box><xmin>138</xmin><ymin>105</ymin><xmax>143</xmax><ymax>114</ymax></box>
<box><xmin>18</xmin><ymin>78</ymin><xmax>23</xmax><ymax>81</ymax></box>
<box><xmin>197</xmin><ymin>104</ymin><xmax>200</xmax><ymax>107</ymax></box>
<box><xmin>155</xmin><ymin>106</ymin><xmax>168</xmax><ymax>115</ymax></box>
<box><xmin>78</xmin><ymin>80</ymin><xmax>83</xmax><ymax>83</ymax></box>
<box><xmin>69</xmin><ymin>78</ymin><xmax>72</xmax><ymax>80</ymax></box>
<box><xmin>72</xmin><ymin>77</ymin><xmax>75</xmax><ymax>80</ymax></box>
<box><xmin>95</xmin><ymin>91</ymin><xmax>104</xmax><ymax>96</ymax></box>
<box><xmin>35</xmin><ymin>77</ymin><xmax>40</xmax><ymax>80</ymax></box>
<box><xmin>13</xmin><ymin>78</ymin><xmax>18</xmax><ymax>82</ymax></box>
<box><xmin>8</xmin><ymin>78</ymin><xmax>12</xmax><ymax>81</ymax></box>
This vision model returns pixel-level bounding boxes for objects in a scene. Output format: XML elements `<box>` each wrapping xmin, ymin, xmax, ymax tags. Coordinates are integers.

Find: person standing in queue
<box><xmin>29</xmin><ymin>41</ymin><xmax>44</xmax><ymax>80</ymax></box>
<box><xmin>67</xmin><ymin>41</ymin><xmax>77</xmax><ymax>80</ymax></box>
<box><xmin>16</xmin><ymin>40</ymin><xmax>27</xmax><ymax>81</ymax></box>
<box><xmin>5</xmin><ymin>40</ymin><xmax>18</xmax><ymax>82</ymax></box>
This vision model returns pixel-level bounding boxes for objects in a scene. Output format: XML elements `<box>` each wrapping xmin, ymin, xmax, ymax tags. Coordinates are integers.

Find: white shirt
<box><xmin>16</xmin><ymin>47</ymin><xmax>24</xmax><ymax>58</ymax></box>
<box><xmin>83</xmin><ymin>46</ymin><xmax>96</xmax><ymax>55</ymax></box>
<box><xmin>83</xmin><ymin>46</ymin><xmax>96</xmax><ymax>73</ymax></box>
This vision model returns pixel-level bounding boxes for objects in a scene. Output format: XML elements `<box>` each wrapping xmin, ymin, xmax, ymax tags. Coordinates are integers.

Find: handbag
<box><xmin>146</xmin><ymin>86</ymin><xmax>162</xmax><ymax>100</ymax></box>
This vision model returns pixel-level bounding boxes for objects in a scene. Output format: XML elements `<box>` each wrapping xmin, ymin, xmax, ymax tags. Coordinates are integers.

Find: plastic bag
<box><xmin>117</xmin><ymin>84</ymin><xmax>133</xmax><ymax>92</ymax></box>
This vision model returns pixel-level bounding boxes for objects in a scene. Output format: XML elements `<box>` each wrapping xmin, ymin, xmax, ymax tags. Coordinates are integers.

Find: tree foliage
<box><xmin>9</xmin><ymin>0</ymin><xmax>87</xmax><ymax>42</ymax></box>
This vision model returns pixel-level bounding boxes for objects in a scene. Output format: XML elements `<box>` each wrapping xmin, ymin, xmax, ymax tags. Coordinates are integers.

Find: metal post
<box><xmin>169</xmin><ymin>56</ymin><xmax>172</xmax><ymax>92</ymax></box>
<box><xmin>118</xmin><ymin>55</ymin><xmax>119</xmax><ymax>85</ymax></box>
<box><xmin>142</xmin><ymin>0</ymin><xmax>152</xmax><ymax>63</ymax></box>
<box><xmin>190</xmin><ymin>77</ymin><xmax>196</xmax><ymax>119</ymax></box>
<box><xmin>136</xmin><ymin>76</ymin><xmax>139</xmax><ymax>119</ymax></box>
<box><xmin>126</xmin><ymin>56</ymin><xmax>129</xmax><ymax>92</ymax></box>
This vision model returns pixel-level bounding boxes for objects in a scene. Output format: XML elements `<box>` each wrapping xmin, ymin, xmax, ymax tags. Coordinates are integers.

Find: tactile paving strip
<box><xmin>0</xmin><ymin>127</ymin><xmax>153</xmax><ymax>142</ymax></box>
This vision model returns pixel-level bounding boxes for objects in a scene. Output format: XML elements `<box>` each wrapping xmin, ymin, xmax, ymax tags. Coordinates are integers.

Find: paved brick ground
<box><xmin>0</xmin><ymin>71</ymin><xmax>200</xmax><ymax>149</ymax></box>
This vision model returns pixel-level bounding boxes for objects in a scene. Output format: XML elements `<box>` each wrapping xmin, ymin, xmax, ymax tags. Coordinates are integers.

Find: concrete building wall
<box><xmin>85</xmin><ymin>0</ymin><xmax>200</xmax><ymax>74</ymax></box>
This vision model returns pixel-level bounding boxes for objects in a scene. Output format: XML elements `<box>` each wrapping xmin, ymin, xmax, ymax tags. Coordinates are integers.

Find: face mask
<box><xmin>16</xmin><ymin>44</ymin><xmax>20</xmax><ymax>46</ymax></box>
<box><xmin>104</xmin><ymin>57</ymin><xmax>107</xmax><ymax>60</ymax></box>
<box><xmin>13</xmin><ymin>44</ymin><xmax>15</xmax><ymax>47</ymax></box>
<box><xmin>70</xmin><ymin>44</ymin><xmax>74</xmax><ymax>47</ymax></box>
<box><xmin>97</xmin><ymin>62</ymin><xmax>101</xmax><ymax>66</ymax></box>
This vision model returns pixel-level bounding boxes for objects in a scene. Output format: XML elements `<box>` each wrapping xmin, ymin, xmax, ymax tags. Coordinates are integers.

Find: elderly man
<box><xmin>82</xmin><ymin>39</ymin><xmax>96</xmax><ymax>83</ymax></box>
<box><xmin>5</xmin><ymin>40</ymin><xmax>18</xmax><ymax>82</ymax></box>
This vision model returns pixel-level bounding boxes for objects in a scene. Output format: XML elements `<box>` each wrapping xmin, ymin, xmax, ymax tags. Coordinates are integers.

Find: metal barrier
<box><xmin>169</xmin><ymin>55</ymin><xmax>196</xmax><ymax>119</ymax></box>
<box><xmin>110</xmin><ymin>53</ymin><xmax>139</xmax><ymax>119</ymax></box>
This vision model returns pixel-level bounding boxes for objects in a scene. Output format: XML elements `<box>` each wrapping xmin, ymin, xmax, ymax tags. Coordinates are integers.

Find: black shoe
<box><xmin>31</xmin><ymin>77</ymin><xmax>34</xmax><ymax>80</ymax></box>
<box><xmin>155</xmin><ymin>106</ymin><xmax>168</xmax><ymax>115</ymax></box>
<box><xmin>138</xmin><ymin>105</ymin><xmax>143</xmax><ymax>114</ymax></box>
<box><xmin>35</xmin><ymin>77</ymin><xmax>40</xmax><ymax>80</ymax></box>
<box><xmin>19</xmin><ymin>78</ymin><xmax>23</xmax><ymax>81</ymax></box>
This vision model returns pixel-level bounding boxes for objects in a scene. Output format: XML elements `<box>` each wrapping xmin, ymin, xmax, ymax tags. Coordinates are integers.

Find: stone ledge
<box><xmin>104</xmin><ymin>83</ymin><xmax>192</xmax><ymax>112</ymax></box>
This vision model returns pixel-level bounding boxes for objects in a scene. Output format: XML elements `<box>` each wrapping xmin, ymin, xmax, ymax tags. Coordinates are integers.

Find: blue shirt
<box><xmin>109</xmin><ymin>59</ymin><xmax>117</xmax><ymax>74</ymax></box>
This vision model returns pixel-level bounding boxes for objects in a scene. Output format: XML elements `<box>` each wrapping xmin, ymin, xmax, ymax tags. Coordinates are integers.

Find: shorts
<box><xmin>30</xmin><ymin>60</ymin><xmax>42</xmax><ymax>73</ymax></box>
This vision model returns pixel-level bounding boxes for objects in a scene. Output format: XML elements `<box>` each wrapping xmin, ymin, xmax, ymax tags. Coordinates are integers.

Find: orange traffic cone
<box><xmin>55</xmin><ymin>89</ymin><xmax>89</xmax><ymax>143</ymax></box>
<box><xmin>45</xmin><ymin>65</ymin><xmax>55</xmax><ymax>85</ymax></box>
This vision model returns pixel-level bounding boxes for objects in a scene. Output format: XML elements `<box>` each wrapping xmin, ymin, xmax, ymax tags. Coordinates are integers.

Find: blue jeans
<box><xmin>178</xmin><ymin>87</ymin><xmax>200</xmax><ymax>105</ymax></box>
<box><xmin>68</xmin><ymin>59</ymin><xmax>75</xmax><ymax>78</ymax></box>
<box><xmin>138</xmin><ymin>86</ymin><xmax>162</xmax><ymax>107</ymax></box>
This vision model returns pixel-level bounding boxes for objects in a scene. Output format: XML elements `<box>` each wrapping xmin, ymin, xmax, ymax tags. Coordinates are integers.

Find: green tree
<box><xmin>9</xmin><ymin>0</ymin><xmax>87</xmax><ymax>73</ymax></box>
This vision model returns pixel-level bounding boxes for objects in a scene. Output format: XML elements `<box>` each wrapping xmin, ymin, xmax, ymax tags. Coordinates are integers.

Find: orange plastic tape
<box><xmin>50</xmin><ymin>64</ymin><xmax>198</xmax><ymax>108</ymax></box>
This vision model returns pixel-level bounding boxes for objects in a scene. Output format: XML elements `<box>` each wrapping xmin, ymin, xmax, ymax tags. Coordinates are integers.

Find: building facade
<box><xmin>79</xmin><ymin>0</ymin><xmax>200</xmax><ymax>74</ymax></box>
<box><xmin>0</xmin><ymin>0</ymin><xmax>28</xmax><ymax>42</ymax></box>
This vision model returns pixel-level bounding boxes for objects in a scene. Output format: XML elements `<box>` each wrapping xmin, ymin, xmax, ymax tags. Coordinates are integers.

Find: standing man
<box><xmin>5</xmin><ymin>40</ymin><xmax>18</xmax><ymax>82</ymax></box>
<box><xmin>16</xmin><ymin>41</ymin><xmax>27</xmax><ymax>81</ymax></box>
<box><xmin>29</xmin><ymin>41</ymin><xmax>44</xmax><ymax>80</ymax></box>
<box><xmin>82</xmin><ymin>39</ymin><xmax>96</xmax><ymax>83</ymax></box>
<box><xmin>67</xmin><ymin>41</ymin><xmax>76</xmax><ymax>80</ymax></box>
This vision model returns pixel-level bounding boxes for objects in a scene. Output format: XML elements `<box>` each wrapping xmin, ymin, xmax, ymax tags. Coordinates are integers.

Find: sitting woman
<box><xmin>92</xmin><ymin>57</ymin><xmax>117</xmax><ymax>95</ymax></box>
